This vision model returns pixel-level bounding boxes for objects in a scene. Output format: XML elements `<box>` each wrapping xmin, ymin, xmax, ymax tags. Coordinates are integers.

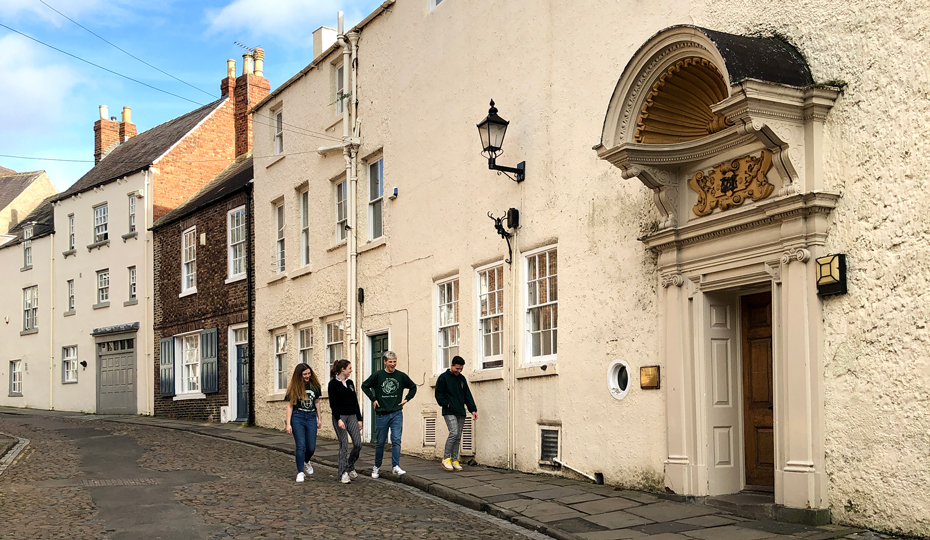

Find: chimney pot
<box><xmin>122</xmin><ymin>106</ymin><xmax>131</xmax><ymax>124</ymax></box>
<box><xmin>99</xmin><ymin>105</ymin><xmax>108</xmax><ymax>120</ymax></box>
<box><xmin>253</xmin><ymin>48</ymin><xmax>264</xmax><ymax>77</ymax></box>
<box><xmin>242</xmin><ymin>53</ymin><xmax>253</xmax><ymax>75</ymax></box>
<box><xmin>227</xmin><ymin>59</ymin><xmax>236</xmax><ymax>79</ymax></box>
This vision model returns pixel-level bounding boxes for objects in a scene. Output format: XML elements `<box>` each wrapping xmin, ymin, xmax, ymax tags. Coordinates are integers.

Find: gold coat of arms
<box><xmin>688</xmin><ymin>150</ymin><xmax>774</xmax><ymax>217</ymax></box>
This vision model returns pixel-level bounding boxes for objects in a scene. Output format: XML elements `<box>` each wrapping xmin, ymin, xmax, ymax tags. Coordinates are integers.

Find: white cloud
<box><xmin>205</xmin><ymin>0</ymin><xmax>369</xmax><ymax>47</ymax></box>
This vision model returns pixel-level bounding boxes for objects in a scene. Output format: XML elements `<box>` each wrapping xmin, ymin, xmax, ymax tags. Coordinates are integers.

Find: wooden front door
<box><xmin>236</xmin><ymin>343</ymin><xmax>249</xmax><ymax>422</ymax></box>
<box><xmin>741</xmin><ymin>292</ymin><xmax>774</xmax><ymax>488</ymax></box>
<box><xmin>368</xmin><ymin>333</ymin><xmax>389</xmax><ymax>443</ymax></box>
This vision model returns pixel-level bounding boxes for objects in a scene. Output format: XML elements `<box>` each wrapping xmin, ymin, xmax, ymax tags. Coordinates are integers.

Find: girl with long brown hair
<box><xmin>285</xmin><ymin>362</ymin><xmax>322</xmax><ymax>482</ymax></box>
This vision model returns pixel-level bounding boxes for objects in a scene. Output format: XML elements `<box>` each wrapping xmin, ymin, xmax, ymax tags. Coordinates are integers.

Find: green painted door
<box><xmin>369</xmin><ymin>333</ymin><xmax>389</xmax><ymax>443</ymax></box>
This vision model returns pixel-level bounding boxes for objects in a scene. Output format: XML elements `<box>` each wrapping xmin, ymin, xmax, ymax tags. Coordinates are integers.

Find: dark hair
<box><xmin>451</xmin><ymin>355</ymin><xmax>465</xmax><ymax>366</ymax></box>
<box><xmin>331</xmin><ymin>359</ymin><xmax>351</xmax><ymax>379</ymax></box>
<box><xmin>286</xmin><ymin>363</ymin><xmax>321</xmax><ymax>406</ymax></box>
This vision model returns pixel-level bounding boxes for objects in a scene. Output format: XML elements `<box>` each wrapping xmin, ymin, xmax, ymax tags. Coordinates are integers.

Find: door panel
<box><xmin>236</xmin><ymin>344</ymin><xmax>249</xmax><ymax>421</ymax></box>
<box><xmin>98</xmin><ymin>343</ymin><xmax>137</xmax><ymax>415</ymax></box>
<box><xmin>704</xmin><ymin>292</ymin><xmax>742</xmax><ymax>495</ymax></box>
<box><xmin>368</xmin><ymin>334</ymin><xmax>389</xmax><ymax>443</ymax></box>
<box><xmin>741</xmin><ymin>292</ymin><xmax>774</xmax><ymax>487</ymax></box>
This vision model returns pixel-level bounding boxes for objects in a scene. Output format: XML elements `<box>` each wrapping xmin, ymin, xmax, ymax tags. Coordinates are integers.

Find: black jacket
<box><xmin>434</xmin><ymin>370</ymin><xmax>477</xmax><ymax>417</ymax></box>
<box><xmin>328</xmin><ymin>377</ymin><xmax>363</xmax><ymax>421</ymax></box>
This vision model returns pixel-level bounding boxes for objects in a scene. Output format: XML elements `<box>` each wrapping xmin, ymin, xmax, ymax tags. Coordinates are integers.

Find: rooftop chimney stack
<box><xmin>94</xmin><ymin>105</ymin><xmax>120</xmax><ymax>164</ymax></box>
<box><xmin>221</xmin><ymin>59</ymin><xmax>236</xmax><ymax>97</ymax></box>
<box><xmin>234</xmin><ymin>48</ymin><xmax>270</xmax><ymax>157</ymax></box>
<box><xmin>312</xmin><ymin>27</ymin><xmax>337</xmax><ymax>60</ymax></box>
<box><xmin>119</xmin><ymin>106</ymin><xmax>137</xmax><ymax>142</ymax></box>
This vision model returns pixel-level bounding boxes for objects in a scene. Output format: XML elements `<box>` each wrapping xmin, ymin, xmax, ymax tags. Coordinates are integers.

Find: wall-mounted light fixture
<box><xmin>488</xmin><ymin>208</ymin><xmax>519</xmax><ymax>264</ymax></box>
<box><xmin>477</xmin><ymin>100</ymin><xmax>525</xmax><ymax>182</ymax></box>
<box><xmin>815</xmin><ymin>253</ymin><xmax>847</xmax><ymax>296</ymax></box>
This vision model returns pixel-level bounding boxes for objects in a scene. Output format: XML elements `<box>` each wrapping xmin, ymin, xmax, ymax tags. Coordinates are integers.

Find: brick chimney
<box><xmin>94</xmin><ymin>105</ymin><xmax>119</xmax><ymax>164</ymax></box>
<box><xmin>119</xmin><ymin>106</ymin><xmax>137</xmax><ymax>142</ymax></box>
<box><xmin>234</xmin><ymin>48</ymin><xmax>270</xmax><ymax>157</ymax></box>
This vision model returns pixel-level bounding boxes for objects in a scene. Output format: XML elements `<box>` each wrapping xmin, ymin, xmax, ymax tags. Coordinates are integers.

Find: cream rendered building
<box><xmin>0</xmin><ymin>169</ymin><xmax>57</xmax><ymax>234</ymax></box>
<box><xmin>252</xmin><ymin>0</ymin><xmax>927</xmax><ymax>534</ymax></box>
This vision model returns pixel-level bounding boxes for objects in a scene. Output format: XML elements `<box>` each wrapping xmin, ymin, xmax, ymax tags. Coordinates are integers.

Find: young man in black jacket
<box><xmin>434</xmin><ymin>355</ymin><xmax>477</xmax><ymax>471</ymax></box>
<box><xmin>361</xmin><ymin>351</ymin><xmax>417</xmax><ymax>478</ymax></box>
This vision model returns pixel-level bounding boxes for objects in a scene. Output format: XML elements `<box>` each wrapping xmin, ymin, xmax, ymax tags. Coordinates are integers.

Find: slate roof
<box><xmin>151</xmin><ymin>153</ymin><xmax>252</xmax><ymax>230</ymax></box>
<box><xmin>1</xmin><ymin>195</ymin><xmax>56</xmax><ymax>248</ymax></box>
<box><xmin>53</xmin><ymin>98</ymin><xmax>227</xmax><ymax>202</ymax></box>
<box><xmin>0</xmin><ymin>170</ymin><xmax>44</xmax><ymax>212</ymax></box>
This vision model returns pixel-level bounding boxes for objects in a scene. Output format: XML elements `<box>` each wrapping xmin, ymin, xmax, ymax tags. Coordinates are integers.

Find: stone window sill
<box><xmin>87</xmin><ymin>239</ymin><xmax>110</xmax><ymax>251</ymax></box>
<box><xmin>121</xmin><ymin>231</ymin><xmax>138</xmax><ymax>242</ymax></box>
<box><xmin>20</xmin><ymin>265</ymin><xmax>32</xmax><ymax>272</ymax></box>
<box><xmin>265</xmin><ymin>154</ymin><xmax>286</xmax><ymax>169</ymax></box>
<box><xmin>225</xmin><ymin>274</ymin><xmax>246</xmax><ymax>285</ymax></box>
<box><xmin>62</xmin><ymin>380</ymin><xmax>78</xmax><ymax>385</ymax></box>
<box><xmin>179</xmin><ymin>288</ymin><xmax>197</xmax><ymax>298</ymax></box>
<box><xmin>20</xmin><ymin>328</ymin><xmax>38</xmax><ymax>336</ymax></box>
<box><xmin>8</xmin><ymin>393</ymin><xmax>22</xmax><ymax>398</ymax></box>
<box><xmin>62</xmin><ymin>249</ymin><xmax>76</xmax><ymax>258</ymax></box>
<box><xmin>515</xmin><ymin>363</ymin><xmax>558</xmax><ymax>380</ymax></box>
<box><xmin>266</xmin><ymin>392</ymin><xmax>287</xmax><ymax>402</ymax></box>
<box><xmin>266</xmin><ymin>273</ymin><xmax>287</xmax><ymax>285</ymax></box>
<box><xmin>63</xmin><ymin>309</ymin><xmax>76</xmax><ymax>317</ymax></box>
<box><xmin>173</xmin><ymin>392</ymin><xmax>206</xmax><ymax>401</ymax></box>
<box><xmin>289</xmin><ymin>266</ymin><xmax>312</xmax><ymax>280</ymax></box>
<box><xmin>326</xmin><ymin>240</ymin><xmax>347</xmax><ymax>253</ymax></box>
<box><xmin>93</xmin><ymin>302</ymin><xmax>110</xmax><ymax>310</ymax></box>
<box><xmin>123</xmin><ymin>298</ymin><xmax>138</xmax><ymax>307</ymax></box>
<box><xmin>359</xmin><ymin>238</ymin><xmax>386</xmax><ymax>254</ymax></box>
<box><xmin>469</xmin><ymin>369</ymin><xmax>504</xmax><ymax>383</ymax></box>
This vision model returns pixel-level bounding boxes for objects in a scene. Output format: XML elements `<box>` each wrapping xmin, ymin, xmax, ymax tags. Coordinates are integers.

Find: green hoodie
<box><xmin>361</xmin><ymin>369</ymin><xmax>417</xmax><ymax>415</ymax></box>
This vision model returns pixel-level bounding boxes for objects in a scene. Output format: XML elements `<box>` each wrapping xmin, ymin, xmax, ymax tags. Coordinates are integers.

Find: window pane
<box><xmin>371</xmin><ymin>200</ymin><xmax>382</xmax><ymax>239</ymax></box>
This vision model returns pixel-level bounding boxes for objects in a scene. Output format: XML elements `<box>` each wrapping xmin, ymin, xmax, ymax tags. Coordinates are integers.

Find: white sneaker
<box><xmin>341</xmin><ymin>472</ymin><xmax>351</xmax><ymax>484</ymax></box>
<box><xmin>304</xmin><ymin>462</ymin><xmax>314</xmax><ymax>475</ymax></box>
<box><xmin>296</xmin><ymin>472</ymin><xmax>305</xmax><ymax>483</ymax></box>
<box><xmin>392</xmin><ymin>465</ymin><xmax>406</xmax><ymax>476</ymax></box>
<box><xmin>371</xmin><ymin>466</ymin><xmax>380</xmax><ymax>479</ymax></box>
<box><xmin>349</xmin><ymin>470</ymin><xmax>358</xmax><ymax>479</ymax></box>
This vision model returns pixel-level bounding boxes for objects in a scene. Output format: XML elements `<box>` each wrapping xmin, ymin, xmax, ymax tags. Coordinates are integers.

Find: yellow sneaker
<box><xmin>441</xmin><ymin>458</ymin><xmax>454</xmax><ymax>471</ymax></box>
<box><xmin>452</xmin><ymin>460</ymin><xmax>463</xmax><ymax>471</ymax></box>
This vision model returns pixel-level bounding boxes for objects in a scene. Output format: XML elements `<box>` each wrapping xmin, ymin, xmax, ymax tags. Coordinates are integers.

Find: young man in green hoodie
<box><xmin>361</xmin><ymin>351</ymin><xmax>417</xmax><ymax>478</ymax></box>
<box><xmin>434</xmin><ymin>355</ymin><xmax>478</xmax><ymax>471</ymax></box>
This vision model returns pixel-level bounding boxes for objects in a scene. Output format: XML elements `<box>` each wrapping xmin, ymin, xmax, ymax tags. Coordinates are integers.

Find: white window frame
<box><xmin>273</xmin><ymin>332</ymin><xmax>287</xmax><ymax>392</ymax></box>
<box><xmin>298</xmin><ymin>326</ymin><xmax>313</xmax><ymax>365</ymax></box>
<box><xmin>93</xmin><ymin>203</ymin><xmax>108</xmax><ymax>243</ymax></box>
<box><xmin>97</xmin><ymin>269</ymin><xmax>109</xmax><ymax>304</ymax></box>
<box><xmin>23</xmin><ymin>286</ymin><xmax>38</xmax><ymax>331</ymax></box>
<box><xmin>275</xmin><ymin>202</ymin><xmax>286</xmax><ymax>273</ymax></box>
<box><xmin>128</xmin><ymin>194</ymin><xmax>136</xmax><ymax>233</ymax></box>
<box><xmin>23</xmin><ymin>226</ymin><xmax>33</xmax><ymax>267</ymax></box>
<box><xmin>273</xmin><ymin>109</ymin><xmax>284</xmax><ymax>155</ymax></box>
<box><xmin>368</xmin><ymin>158</ymin><xmax>384</xmax><ymax>240</ymax></box>
<box><xmin>67</xmin><ymin>279</ymin><xmax>75</xmax><ymax>311</ymax></box>
<box><xmin>335</xmin><ymin>63</ymin><xmax>345</xmax><ymax>115</ymax></box>
<box><xmin>476</xmin><ymin>263</ymin><xmax>504</xmax><ymax>369</ymax></box>
<box><xmin>68</xmin><ymin>213</ymin><xmax>75</xmax><ymax>250</ymax></box>
<box><xmin>325</xmin><ymin>320</ymin><xmax>344</xmax><ymax>379</ymax></box>
<box><xmin>176</xmin><ymin>332</ymin><xmax>201</xmax><ymax>394</ymax></box>
<box><xmin>436</xmin><ymin>277</ymin><xmax>460</xmax><ymax>373</ymax></box>
<box><xmin>63</xmin><ymin>346</ymin><xmax>78</xmax><ymax>383</ymax></box>
<box><xmin>9</xmin><ymin>360</ymin><xmax>22</xmax><ymax>396</ymax></box>
<box><xmin>524</xmin><ymin>245</ymin><xmax>558</xmax><ymax>365</ymax></box>
<box><xmin>227</xmin><ymin>206</ymin><xmax>247</xmax><ymax>281</ymax></box>
<box><xmin>335</xmin><ymin>180</ymin><xmax>347</xmax><ymax>242</ymax></box>
<box><xmin>181</xmin><ymin>227</ymin><xmax>197</xmax><ymax>294</ymax></box>
<box><xmin>299</xmin><ymin>190</ymin><xmax>311</xmax><ymax>267</ymax></box>
<box><xmin>128</xmin><ymin>266</ymin><xmax>137</xmax><ymax>299</ymax></box>
<box><xmin>430</xmin><ymin>0</ymin><xmax>445</xmax><ymax>11</ymax></box>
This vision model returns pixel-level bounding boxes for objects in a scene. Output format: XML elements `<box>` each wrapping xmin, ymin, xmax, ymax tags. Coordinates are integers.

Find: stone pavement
<box><xmin>0</xmin><ymin>408</ymin><xmax>905</xmax><ymax>540</ymax></box>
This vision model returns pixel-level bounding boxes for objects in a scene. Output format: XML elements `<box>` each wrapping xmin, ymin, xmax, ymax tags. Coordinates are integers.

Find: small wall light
<box><xmin>640</xmin><ymin>366</ymin><xmax>660</xmax><ymax>390</ymax></box>
<box><xmin>477</xmin><ymin>100</ymin><xmax>525</xmax><ymax>182</ymax></box>
<box><xmin>488</xmin><ymin>208</ymin><xmax>519</xmax><ymax>263</ymax></box>
<box><xmin>815</xmin><ymin>254</ymin><xmax>847</xmax><ymax>296</ymax></box>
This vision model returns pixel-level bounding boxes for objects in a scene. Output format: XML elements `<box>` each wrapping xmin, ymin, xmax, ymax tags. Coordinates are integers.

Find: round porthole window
<box><xmin>607</xmin><ymin>360</ymin><xmax>632</xmax><ymax>400</ymax></box>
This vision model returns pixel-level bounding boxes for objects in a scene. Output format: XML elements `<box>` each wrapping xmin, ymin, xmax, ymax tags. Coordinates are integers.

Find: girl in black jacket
<box><xmin>327</xmin><ymin>359</ymin><xmax>363</xmax><ymax>483</ymax></box>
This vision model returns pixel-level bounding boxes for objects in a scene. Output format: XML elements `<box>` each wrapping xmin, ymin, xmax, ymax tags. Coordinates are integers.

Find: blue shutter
<box><xmin>200</xmin><ymin>328</ymin><xmax>218</xmax><ymax>393</ymax></box>
<box><xmin>160</xmin><ymin>337</ymin><xmax>175</xmax><ymax>397</ymax></box>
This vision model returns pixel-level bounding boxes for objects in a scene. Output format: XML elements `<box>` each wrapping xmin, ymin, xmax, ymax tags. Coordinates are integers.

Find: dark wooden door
<box><xmin>741</xmin><ymin>292</ymin><xmax>774</xmax><ymax>488</ymax></box>
<box><xmin>236</xmin><ymin>344</ymin><xmax>249</xmax><ymax>422</ymax></box>
<box><xmin>368</xmin><ymin>334</ymin><xmax>389</xmax><ymax>443</ymax></box>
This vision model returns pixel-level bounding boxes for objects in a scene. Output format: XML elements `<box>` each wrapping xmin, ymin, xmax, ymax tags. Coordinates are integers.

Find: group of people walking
<box><xmin>283</xmin><ymin>351</ymin><xmax>478</xmax><ymax>483</ymax></box>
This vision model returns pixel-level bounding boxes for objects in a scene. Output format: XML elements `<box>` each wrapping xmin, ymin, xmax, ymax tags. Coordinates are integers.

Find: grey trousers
<box><xmin>443</xmin><ymin>414</ymin><xmax>465</xmax><ymax>460</ymax></box>
<box><xmin>333</xmin><ymin>414</ymin><xmax>362</xmax><ymax>477</ymax></box>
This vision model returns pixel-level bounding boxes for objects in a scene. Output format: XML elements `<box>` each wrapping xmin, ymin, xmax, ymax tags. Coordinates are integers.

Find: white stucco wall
<box><xmin>693</xmin><ymin>0</ymin><xmax>930</xmax><ymax>534</ymax></box>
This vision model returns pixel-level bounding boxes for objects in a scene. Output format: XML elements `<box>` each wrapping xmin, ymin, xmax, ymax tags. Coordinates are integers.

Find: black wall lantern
<box><xmin>815</xmin><ymin>253</ymin><xmax>847</xmax><ymax>296</ymax></box>
<box><xmin>477</xmin><ymin>100</ymin><xmax>526</xmax><ymax>182</ymax></box>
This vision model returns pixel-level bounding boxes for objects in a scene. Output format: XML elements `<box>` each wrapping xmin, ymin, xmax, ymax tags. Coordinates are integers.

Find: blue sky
<box><xmin>0</xmin><ymin>0</ymin><xmax>382</xmax><ymax>191</ymax></box>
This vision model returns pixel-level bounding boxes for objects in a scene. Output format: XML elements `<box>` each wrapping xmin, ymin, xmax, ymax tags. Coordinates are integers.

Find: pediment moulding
<box><xmin>596</xmin><ymin>26</ymin><xmax>841</xmax><ymax>241</ymax></box>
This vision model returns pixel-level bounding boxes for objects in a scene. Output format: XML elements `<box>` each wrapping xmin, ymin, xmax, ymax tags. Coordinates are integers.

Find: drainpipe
<box><xmin>246</xmin><ymin>183</ymin><xmax>255</xmax><ymax>426</ymax></box>
<box><xmin>339</xmin><ymin>13</ymin><xmax>360</xmax><ymax>374</ymax></box>
<box><xmin>143</xmin><ymin>168</ymin><xmax>152</xmax><ymax>415</ymax></box>
<box><xmin>49</xmin><ymin>226</ymin><xmax>55</xmax><ymax>410</ymax></box>
<box><xmin>509</xmin><ymin>240</ymin><xmax>518</xmax><ymax>469</ymax></box>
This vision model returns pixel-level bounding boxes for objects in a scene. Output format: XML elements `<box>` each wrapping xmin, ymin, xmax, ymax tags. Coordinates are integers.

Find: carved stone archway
<box><xmin>596</xmin><ymin>26</ymin><xmax>841</xmax><ymax>521</ymax></box>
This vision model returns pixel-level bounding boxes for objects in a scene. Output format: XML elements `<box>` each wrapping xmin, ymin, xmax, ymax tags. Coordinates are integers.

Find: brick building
<box><xmin>152</xmin><ymin>154</ymin><xmax>254</xmax><ymax>422</ymax></box>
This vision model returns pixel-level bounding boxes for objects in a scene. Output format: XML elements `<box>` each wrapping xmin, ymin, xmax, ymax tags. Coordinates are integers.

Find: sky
<box><xmin>0</xmin><ymin>0</ymin><xmax>383</xmax><ymax>191</ymax></box>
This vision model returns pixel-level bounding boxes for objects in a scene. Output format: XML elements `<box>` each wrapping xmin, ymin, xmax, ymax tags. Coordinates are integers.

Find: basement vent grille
<box><xmin>460</xmin><ymin>416</ymin><xmax>475</xmax><ymax>456</ymax></box>
<box><xmin>423</xmin><ymin>416</ymin><xmax>437</xmax><ymax>447</ymax></box>
<box><xmin>540</xmin><ymin>428</ymin><xmax>560</xmax><ymax>462</ymax></box>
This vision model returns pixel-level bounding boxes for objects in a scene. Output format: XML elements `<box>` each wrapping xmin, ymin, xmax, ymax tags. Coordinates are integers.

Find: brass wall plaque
<box><xmin>688</xmin><ymin>149</ymin><xmax>774</xmax><ymax>217</ymax></box>
<box><xmin>640</xmin><ymin>366</ymin><xmax>660</xmax><ymax>390</ymax></box>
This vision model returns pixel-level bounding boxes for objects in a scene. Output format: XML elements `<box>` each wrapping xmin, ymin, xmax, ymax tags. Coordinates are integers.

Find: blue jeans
<box><xmin>291</xmin><ymin>410</ymin><xmax>318</xmax><ymax>473</ymax></box>
<box><xmin>374</xmin><ymin>410</ymin><xmax>403</xmax><ymax>468</ymax></box>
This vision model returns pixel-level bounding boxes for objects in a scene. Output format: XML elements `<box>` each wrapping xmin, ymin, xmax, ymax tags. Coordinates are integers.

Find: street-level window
<box><xmin>93</xmin><ymin>203</ymin><xmax>108</xmax><ymax>242</ymax></box>
<box><xmin>525</xmin><ymin>247</ymin><xmax>558</xmax><ymax>363</ymax></box>
<box><xmin>298</xmin><ymin>327</ymin><xmax>312</xmax><ymax>365</ymax></box>
<box><xmin>228</xmin><ymin>206</ymin><xmax>246</xmax><ymax>279</ymax></box>
<box><xmin>335</xmin><ymin>181</ymin><xmax>347</xmax><ymax>241</ymax></box>
<box><xmin>478</xmin><ymin>265</ymin><xmax>504</xmax><ymax>369</ymax></box>
<box><xmin>63</xmin><ymin>346</ymin><xmax>78</xmax><ymax>383</ymax></box>
<box><xmin>335</xmin><ymin>63</ymin><xmax>345</xmax><ymax>114</ymax></box>
<box><xmin>275</xmin><ymin>203</ymin><xmax>285</xmax><ymax>273</ymax></box>
<box><xmin>325</xmin><ymin>320</ymin><xmax>344</xmax><ymax>378</ymax></box>
<box><xmin>68</xmin><ymin>214</ymin><xmax>75</xmax><ymax>250</ymax></box>
<box><xmin>369</xmin><ymin>159</ymin><xmax>383</xmax><ymax>240</ymax></box>
<box><xmin>437</xmin><ymin>278</ymin><xmax>459</xmax><ymax>371</ymax></box>
<box><xmin>128</xmin><ymin>194</ymin><xmax>136</xmax><ymax>233</ymax></box>
<box><xmin>274</xmin><ymin>109</ymin><xmax>284</xmax><ymax>155</ymax></box>
<box><xmin>97</xmin><ymin>269</ymin><xmax>109</xmax><ymax>304</ymax></box>
<box><xmin>128</xmin><ymin>266</ymin><xmax>137</xmax><ymax>299</ymax></box>
<box><xmin>182</xmin><ymin>227</ymin><xmax>197</xmax><ymax>293</ymax></box>
<box><xmin>300</xmin><ymin>191</ymin><xmax>310</xmax><ymax>267</ymax></box>
<box><xmin>9</xmin><ymin>360</ymin><xmax>22</xmax><ymax>395</ymax></box>
<box><xmin>23</xmin><ymin>286</ymin><xmax>38</xmax><ymax>331</ymax></box>
<box><xmin>67</xmin><ymin>280</ymin><xmax>75</xmax><ymax>311</ymax></box>
<box><xmin>23</xmin><ymin>226</ymin><xmax>33</xmax><ymax>268</ymax></box>
<box><xmin>274</xmin><ymin>333</ymin><xmax>287</xmax><ymax>392</ymax></box>
<box><xmin>181</xmin><ymin>333</ymin><xmax>200</xmax><ymax>393</ymax></box>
